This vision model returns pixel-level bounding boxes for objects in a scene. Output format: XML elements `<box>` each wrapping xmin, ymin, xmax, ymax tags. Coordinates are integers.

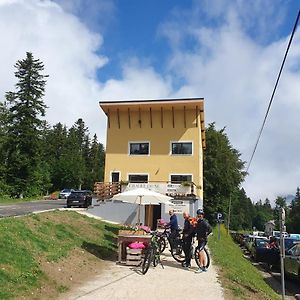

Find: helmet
<box><xmin>196</xmin><ymin>209</ymin><xmax>204</xmax><ymax>215</ymax></box>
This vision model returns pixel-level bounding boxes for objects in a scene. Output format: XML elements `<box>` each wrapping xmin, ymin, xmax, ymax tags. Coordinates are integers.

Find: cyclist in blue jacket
<box><xmin>166</xmin><ymin>209</ymin><xmax>179</xmax><ymax>247</ymax></box>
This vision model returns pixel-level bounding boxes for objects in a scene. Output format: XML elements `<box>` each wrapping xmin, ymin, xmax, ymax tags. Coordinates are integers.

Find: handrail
<box><xmin>94</xmin><ymin>181</ymin><xmax>197</xmax><ymax>201</ymax></box>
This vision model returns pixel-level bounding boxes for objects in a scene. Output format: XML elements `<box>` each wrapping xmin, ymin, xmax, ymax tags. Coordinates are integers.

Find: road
<box><xmin>0</xmin><ymin>199</ymin><xmax>66</xmax><ymax>218</ymax></box>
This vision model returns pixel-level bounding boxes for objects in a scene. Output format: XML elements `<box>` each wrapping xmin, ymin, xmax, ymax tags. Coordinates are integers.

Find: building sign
<box><xmin>165</xmin><ymin>200</ymin><xmax>190</xmax><ymax>214</ymax></box>
<box><xmin>124</xmin><ymin>182</ymin><xmax>191</xmax><ymax>195</ymax></box>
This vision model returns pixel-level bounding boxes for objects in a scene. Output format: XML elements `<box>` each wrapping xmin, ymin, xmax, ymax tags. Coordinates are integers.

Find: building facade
<box><xmin>97</xmin><ymin>98</ymin><xmax>205</xmax><ymax>228</ymax></box>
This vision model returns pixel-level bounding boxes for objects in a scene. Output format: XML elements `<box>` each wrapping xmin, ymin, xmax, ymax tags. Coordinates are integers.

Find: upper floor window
<box><xmin>129</xmin><ymin>142</ymin><xmax>150</xmax><ymax>155</ymax></box>
<box><xmin>170</xmin><ymin>174</ymin><xmax>192</xmax><ymax>183</ymax></box>
<box><xmin>171</xmin><ymin>142</ymin><xmax>192</xmax><ymax>155</ymax></box>
<box><xmin>128</xmin><ymin>174</ymin><xmax>149</xmax><ymax>183</ymax></box>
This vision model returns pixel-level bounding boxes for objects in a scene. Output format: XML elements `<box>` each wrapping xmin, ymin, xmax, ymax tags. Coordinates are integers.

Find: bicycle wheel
<box><xmin>194</xmin><ymin>246</ymin><xmax>210</xmax><ymax>269</ymax></box>
<box><xmin>170</xmin><ymin>240</ymin><xmax>185</xmax><ymax>263</ymax></box>
<box><xmin>141</xmin><ymin>249</ymin><xmax>152</xmax><ymax>274</ymax></box>
<box><xmin>153</xmin><ymin>253</ymin><xmax>159</xmax><ymax>267</ymax></box>
<box><xmin>157</xmin><ymin>236</ymin><xmax>167</xmax><ymax>253</ymax></box>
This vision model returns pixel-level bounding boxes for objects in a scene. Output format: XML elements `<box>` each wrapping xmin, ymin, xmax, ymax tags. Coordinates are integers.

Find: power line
<box><xmin>246</xmin><ymin>9</ymin><xmax>300</xmax><ymax>173</ymax></box>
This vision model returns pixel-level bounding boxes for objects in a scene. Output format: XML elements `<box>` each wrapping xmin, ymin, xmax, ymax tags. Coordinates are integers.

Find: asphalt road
<box><xmin>0</xmin><ymin>199</ymin><xmax>67</xmax><ymax>218</ymax></box>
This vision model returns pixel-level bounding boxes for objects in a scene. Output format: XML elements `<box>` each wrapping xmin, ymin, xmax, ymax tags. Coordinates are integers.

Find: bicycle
<box><xmin>156</xmin><ymin>227</ymin><xmax>186</xmax><ymax>263</ymax></box>
<box><xmin>141</xmin><ymin>231</ymin><xmax>164</xmax><ymax>274</ymax></box>
<box><xmin>194</xmin><ymin>240</ymin><xmax>210</xmax><ymax>269</ymax></box>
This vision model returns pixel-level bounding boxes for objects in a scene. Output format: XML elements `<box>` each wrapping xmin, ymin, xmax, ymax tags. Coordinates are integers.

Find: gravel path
<box><xmin>61</xmin><ymin>251</ymin><xmax>224</xmax><ymax>300</ymax></box>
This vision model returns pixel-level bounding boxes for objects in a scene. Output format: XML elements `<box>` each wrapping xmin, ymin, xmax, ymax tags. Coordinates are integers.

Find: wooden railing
<box><xmin>94</xmin><ymin>181</ymin><xmax>198</xmax><ymax>201</ymax></box>
<box><xmin>94</xmin><ymin>182</ymin><xmax>121</xmax><ymax>201</ymax></box>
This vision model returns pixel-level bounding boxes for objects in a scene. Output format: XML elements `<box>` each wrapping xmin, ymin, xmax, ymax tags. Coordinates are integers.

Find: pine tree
<box><xmin>287</xmin><ymin>187</ymin><xmax>300</xmax><ymax>233</ymax></box>
<box><xmin>5</xmin><ymin>52</ymin><xmax>49</xmax><ymax>197</ymax></box>
<box><xmin>88</xmin><ymin>134</ymin><xmax>105</xmax><ymax>186</ymax></box>
<box><xmin>203</xmin><ymin>123</ymin><xmax>246</xmax><ymax>223</ymax></box>
<box><xmin>0</xmin><ymin>101</ymin><xmax>11</xmax><ymax>195</ymax></box>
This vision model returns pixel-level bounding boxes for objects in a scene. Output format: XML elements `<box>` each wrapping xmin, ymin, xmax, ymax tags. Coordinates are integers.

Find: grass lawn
<box><xmin>0</xmin><ymin>211</ymin><xmax>119</xmax><ymax>299</ymax></box>
<box><xmin>208</xmin><ymin>224</ymin><xmax>280</xmax><ymax>300</ymax></box>
<box><xmin>0</xmin><ymin>196</ymin><xmax>44</xmax><ymax>204</ymax></box>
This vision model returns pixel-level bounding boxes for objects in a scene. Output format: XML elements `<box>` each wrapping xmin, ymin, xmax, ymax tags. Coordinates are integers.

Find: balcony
<box><xmin>94</xmin><ymin>181</ymin><xmax>198</xmax><ymax>201</ymax></box>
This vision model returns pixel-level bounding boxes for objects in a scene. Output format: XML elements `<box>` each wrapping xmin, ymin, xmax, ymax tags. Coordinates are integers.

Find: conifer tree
<box><xmin>203</xmin><ymin>122</ymin><xmax>246</xmax><ymax>223</ymax></box>
<box><xmin>287</xmin><ymin>187</ymin><xmax>300</xmax><ymax>233</ymax></box>
<box><xmin>5</xmin><ymin>52</ymin><xmax>49</xmax><ymax>197</ymax></box>
<box><xmin>0</xmin><ymin>101</ymin><xmax>11</xmax><ymax>195</ymax></box>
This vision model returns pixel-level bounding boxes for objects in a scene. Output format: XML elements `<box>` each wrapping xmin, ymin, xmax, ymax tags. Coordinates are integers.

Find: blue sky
<box><xmin>0</xmin><ymin>0</ymin><xmax>300</xmax><ymax>202</ymax></box>
<box><xmin>71</xmin><ymin>0</ymin><xmax>300</xmax><ymax>81</ymax></box>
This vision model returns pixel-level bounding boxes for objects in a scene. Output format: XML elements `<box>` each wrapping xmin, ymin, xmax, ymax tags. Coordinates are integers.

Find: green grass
<box><xmin>0</xmin><ymin>211</ymin><xmax>119</xmax><ymax>300</ymax></box>
<box><xmin>208</xmin><ymin>224</ymin><xmax>280</xmax><ymax>300</ymax></box>
<box><xmin>0</xmin><ymin>195</ymin><xmax>44</xmax><ymax>204</ymax></box>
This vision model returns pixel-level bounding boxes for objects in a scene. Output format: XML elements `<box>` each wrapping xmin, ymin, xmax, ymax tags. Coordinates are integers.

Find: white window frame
<box><xmin>128</xmin><ymin>141</ymin><xmax>150</xmax><ymax>156</ymax></box>
<box><xmin>170</xmin><ymin>141</ymin><xmax>193</xmax><ymax>156</ymax></box>
<box><xmin>169</xmin><ymin>173</ymin><xmax>193</xmax><ymax>183</ymax></box>
<box><xmin>127</xmin><ymin>173</ymin><xmax>150</xmax><ymax>183</ymax></box>
<box><xmin>110</xmin><ymin>171</ymin><xmax>121</xmax><ymax>182</ymax></box>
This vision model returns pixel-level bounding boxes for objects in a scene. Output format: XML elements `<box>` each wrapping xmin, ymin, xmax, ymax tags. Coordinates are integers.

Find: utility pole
<box><xmin>280</xmin><ymin>208</ymin><xmax>286</xmax><ymax>300</ymax></box>
<box><xmin>227</xmin><ymin>194</ymin><xmax>232</xmax><ymax>235</ymax></box>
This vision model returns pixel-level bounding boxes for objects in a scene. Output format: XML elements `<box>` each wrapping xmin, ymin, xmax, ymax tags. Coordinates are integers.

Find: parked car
<box><xmin>250</xmin><ymin>237</ymin><xmax>269</xmax><ymax>262</ymax></box>
<box><xmin>245</xmin><ymin>235</ymin><xmax>256</xmax><ymax>252</ymax></box>
<box><xmin>66</xmin><ymin>190</ymin><xmax>92</xmax><ymax>208</ymax></box>
<box><xmin>59</xmin><ymin>189</ymin><xmax>74</xmax><ymax>199</ymax></box>
<box><xmin>265</xmin><ymin>237</ymin><xmax>300</xmax><ymax>269</ymax></box>
<box><xmin>284</xmin><ymin>243</ymin><xmax>300</xmax><ymax>281</ymax></box>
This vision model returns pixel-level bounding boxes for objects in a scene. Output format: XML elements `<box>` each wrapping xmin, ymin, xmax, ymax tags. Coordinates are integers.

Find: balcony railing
<box><xmin>94</xmin><ymin>181</ymin><xmax>197</xmax><ymax>201</ymax></box>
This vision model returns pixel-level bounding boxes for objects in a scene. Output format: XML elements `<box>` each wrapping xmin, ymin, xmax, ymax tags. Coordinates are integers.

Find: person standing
<box><xmin>182</xmin><ymin>212</ymin><xmax>194</xmax><ymax>268</ymax></box>
<box><xmin>195</xmin><ymin>209</ymin><xmax>212</xmax><ymax>273</ymax></box>
<box><xmin>167</xmin><ymin>209</ymin><xmax>179</xmax><ymax>247</ymax></box>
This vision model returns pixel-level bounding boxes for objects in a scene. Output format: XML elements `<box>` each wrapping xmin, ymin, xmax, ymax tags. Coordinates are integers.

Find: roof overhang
<box><xmin>99</xmin><ymin>98</ymin><xmax>204</xmax><ymax>112</ymax></box>
<box><xmin>99</xmin><ymin>98</ymin><xmax>206</xmax><ymax>149</ymax></box>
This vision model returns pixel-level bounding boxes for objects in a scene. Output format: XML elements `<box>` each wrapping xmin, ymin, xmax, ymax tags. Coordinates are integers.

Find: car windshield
<box><xmin>70</xmin><ymin>191</ymin><xmax>86</xmax><ymax>196</ymax></box>
<box><xmin>256</xmin><ymin>240</ymin><xmax>268</xmax><ymax>247</ymax></box>
<box><xmin>285</xmin><ymin>239</ymin><xmax>300</xmax><ymax>250</ymax></box>
<box><xmin>62</xmin><ymin>189</ymin><xmax>72</xmax><ymax>193</ymax></box>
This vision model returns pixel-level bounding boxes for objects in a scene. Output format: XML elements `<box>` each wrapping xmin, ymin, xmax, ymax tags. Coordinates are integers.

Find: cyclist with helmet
<box><xmin>182</xmin><ymin>212</ymin><xmax>194</xmax><ymax>268</ymax></box>
<box><xmin>195</xmin><ymin>208</ymin><xmax>212</xmax><ymax>273</ymax></box>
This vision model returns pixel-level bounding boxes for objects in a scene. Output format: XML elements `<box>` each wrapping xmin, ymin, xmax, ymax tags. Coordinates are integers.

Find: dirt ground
<box><xmin>20</xmin><ymin>248</ymin><xmax>109</xmax><ymax>300</ymax></box>
<box><xmin>60</xmin><ymin>251</ymin><xmax>224</xmax><ymax>300</ymax></box>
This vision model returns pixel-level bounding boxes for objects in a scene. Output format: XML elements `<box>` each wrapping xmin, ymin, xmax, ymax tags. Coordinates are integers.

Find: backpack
<box><xmin>206</xmin><ymin>221</ymin><xmax>212</xmax><ymax>236</ymax></box>
<box><xmin>189</xmin><ymin>217</ymin><xmax>197</xmax><ymax>227</ymax></box>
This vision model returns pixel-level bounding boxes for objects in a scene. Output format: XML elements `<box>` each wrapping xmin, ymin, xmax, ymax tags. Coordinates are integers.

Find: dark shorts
<box><xmin>197</xmin><ymin>239</ymin><xmax>207</xmax><ymax>250</ymax></box>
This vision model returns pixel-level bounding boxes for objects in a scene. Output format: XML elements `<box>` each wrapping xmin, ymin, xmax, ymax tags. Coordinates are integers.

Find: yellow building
<box><xmin>98</xmin><ymin>98</ymin><xmax>205</xmax><ymax>227</ymax></box>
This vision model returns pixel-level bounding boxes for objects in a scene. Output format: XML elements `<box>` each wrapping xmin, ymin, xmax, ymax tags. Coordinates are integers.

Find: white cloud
<box><xmin>0</xmin><ymin>0</ymin><xmax>173</xmax><ymax>143</ymax></box>
<box><xmin>159</xmin><ymin>1</ymin><xmax>300</xmax><ymax>202</ymax></box>
<box><xmin>0</xmin><ymin>0</ymin><xmax>108</xmax><ymax>140</ymax></box>
<box><xmin>99</xmin><ymin>60</ymin><xmax>172</xmax><ymax>101</ymax></box>
<box><xmin>1</xmin><ymin>0</ymin><xmax>299</xmax><ymax>202</ymax></box>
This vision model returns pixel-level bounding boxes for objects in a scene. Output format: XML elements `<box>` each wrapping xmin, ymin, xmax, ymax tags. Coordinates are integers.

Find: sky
<box><xmin>0</xmin><ymin>0</ymin><xmax>300</xmax><ymax>203</ymax></box>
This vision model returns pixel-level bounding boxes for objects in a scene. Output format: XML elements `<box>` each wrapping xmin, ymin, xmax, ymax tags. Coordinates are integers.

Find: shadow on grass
<box><xmin>104</xmin><ymin>233</ymin><xmax>118</xmax><ymax>245</ymax></box>
<box><xmin>81</xmin><ymin>241</ymin><xmax>117</xmax><ymax>261</ymax></box>
<box><xmin>104</xmin><ymin>224</ymin><xmax>119</xmax><ymax>235</ymax></box>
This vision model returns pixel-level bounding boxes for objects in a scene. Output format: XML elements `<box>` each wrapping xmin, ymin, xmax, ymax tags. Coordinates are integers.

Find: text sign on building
<box><xmin>125</xmin><ymin>183</ymin><xmax>190</xmax><ymax>195</ymax></box>
<box><xmin>165</xmin><ymin>200</ymin><xmax>190</xmax><ymax>214</ymax></box>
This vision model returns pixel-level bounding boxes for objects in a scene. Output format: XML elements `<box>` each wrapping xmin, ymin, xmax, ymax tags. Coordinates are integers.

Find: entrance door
<box><xmin>111</xmin><ymin>172</ymin><xmax>120</xmax><ymax>183</ymax></box>
<box><xmin>145</xmin><ymin>204</ymin><xmax>161</xmax><ymax>229</ymax></box>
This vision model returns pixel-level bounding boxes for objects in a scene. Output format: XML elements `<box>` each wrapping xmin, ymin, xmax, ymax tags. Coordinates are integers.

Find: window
<box><xmin>170</xmin><ymin>175</ymin><xmax>192</xmax><ymax>183</ymax></box>
<box><xmin>171</xmin><ymin>142</ymin><xmax>192</xmax><ymax>155</ymax></box>
<box><xmin>128</xmin><ymin>174</ymin><xmax>148</xmax><ymax>183</ymax></box>
<box><xmin>129</xmin><ymin>142</ymin><xmax>149</xmax><ymax>155</ymax></box>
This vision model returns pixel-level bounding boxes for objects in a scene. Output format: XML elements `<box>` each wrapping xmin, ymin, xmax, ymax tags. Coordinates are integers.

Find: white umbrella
<box><xmin>111</xmin><ymin>188</ymin><xmax>173</xmax><ymax>224</ymax></box>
